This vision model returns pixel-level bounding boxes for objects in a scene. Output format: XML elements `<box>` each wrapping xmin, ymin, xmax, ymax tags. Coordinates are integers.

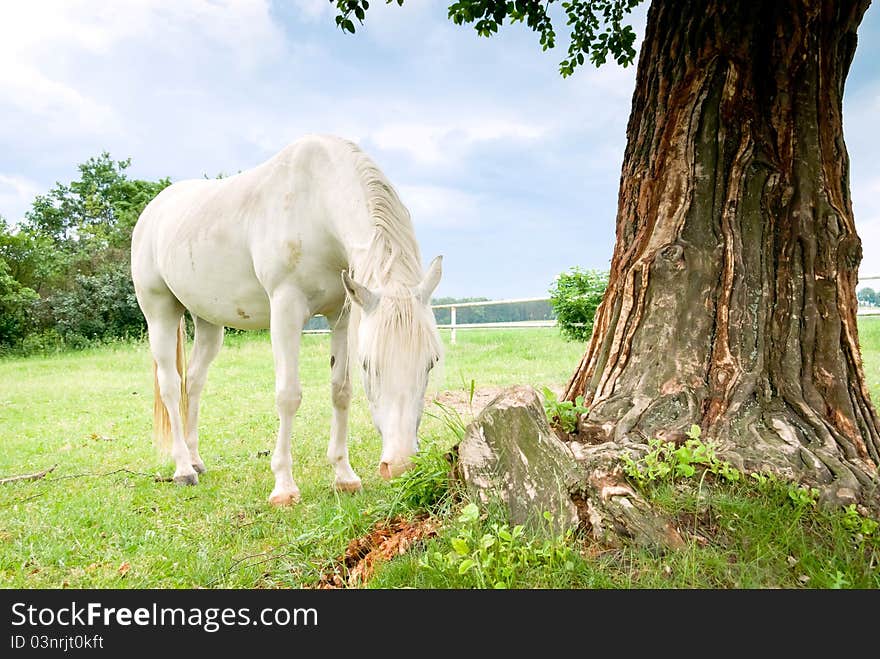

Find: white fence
<box><xmin>302</xmin><ymin>278</ymin><xmax>880</xmax><ymax>341</ymax></box>
<box><xmin>303</xmin><ymin>296</ymin><xmax>557</xmax><ymax>344</ymax></box>
<box><xmin>431</xmin><ymin>297</ymin><xmax>555</xmax><ymax>344</ymax></box>
<box><xmin>858</xmin><ymin>276</ymin><xmax>880</xmax><ymax>316</ymax></box>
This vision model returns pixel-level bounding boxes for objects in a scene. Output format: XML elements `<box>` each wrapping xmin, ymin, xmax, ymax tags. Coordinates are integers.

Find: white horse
<box><xmin>131</xmin><ymin>134</ymin><xmax>443</xmax><ymax>505</ymax></box>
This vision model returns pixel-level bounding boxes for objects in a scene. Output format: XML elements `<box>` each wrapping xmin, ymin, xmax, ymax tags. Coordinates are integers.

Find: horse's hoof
<box><xmin>334</xmin><ymin>477</ymin><xmax>362</xmax><ymax>493</ymax></box>
<box><xmin>268</xmin><ymin>491</ymin><xmax>301</xmax><ymax>506</ymax></box>
<box><xmin>192</xmin><ymin>460</ymin><xmax>207</xmax><ymax>474</ymax></box>
<box><xmin>173</xmin><ymin>472</ymin><xmax>199</xmax><ymax>486</ymax></box>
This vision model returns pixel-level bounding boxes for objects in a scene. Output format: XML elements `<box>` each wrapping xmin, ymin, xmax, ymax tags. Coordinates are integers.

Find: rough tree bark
<box><xmin>564</xmin><ymin>0</ymin><xmax>880</xmax><ymax>508</ymax></box>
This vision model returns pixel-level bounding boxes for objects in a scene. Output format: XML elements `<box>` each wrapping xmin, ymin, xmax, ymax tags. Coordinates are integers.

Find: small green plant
<box><xmin>749</xmin><ymin>471</ymin><xmax>780</xmax><ymax>488</ymax></box>
<box><xmin>420</xmin><ymin>503</ymin><xmax>576</xmax><ymax>588</ymax></box>
<box><xmin>621</xmin><ymin>425</ymin><xmax>741</xmax><ymax>487</ymax></box>
<box><xmin>786</xmin><ymin>483</ymin><xmax>820</xmax><ymax>509</ymax></box>
<box><xmin>541</xmin><ymin>386</ymin><xmax>588</xmax><ymax>434</ymax></box>
<box><xmin>828</xmin><ymin>570</ymin><xmax>852</xmax><ymax>589</ymax></box>
<box><xmin>427</xmin><ymin>400</ymin><xmax>468</xmax><ymax>441</ymax></box>
<box><xmin>842</xmin><ymin>504</ymin><xmax>878</xmax><ymax>539</ymax></box>
<box><xmin>426</xmin><ymin>378</ymin><xmax>476</xmax><ymax>441</ymax></box>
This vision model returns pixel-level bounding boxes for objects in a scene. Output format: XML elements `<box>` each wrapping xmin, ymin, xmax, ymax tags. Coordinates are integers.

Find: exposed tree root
<box><xmin>316</xmin><ymin>515</ymin><xmax>440</xmax><ymax>588</ymax></box>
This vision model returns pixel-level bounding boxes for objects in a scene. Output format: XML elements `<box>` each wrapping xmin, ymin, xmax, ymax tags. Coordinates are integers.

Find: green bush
<box><xmin>0</xmin><ymin>154</ymin><xmax>167</xmax><ymax>353</ymax></box>
<box><xmin>548</xmin><ymin>267</ymin><xmax>608</xmax><ymax>341</ymax></box>
<box><xmin>47</xmin><ymin>261</ymin><xmax>146</xmax><ymax>344</ymax></box>
<box><xmin>0</xmin><ymin>258</ymin><xmax>38</xmax><ymax>347</ymax></box>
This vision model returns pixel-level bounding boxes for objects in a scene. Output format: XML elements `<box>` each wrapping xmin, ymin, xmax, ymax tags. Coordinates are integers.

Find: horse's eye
<box><xmin>363</xmin><ymin>360</ymin><xmax>369</xmax><ymax>371</ymax></box>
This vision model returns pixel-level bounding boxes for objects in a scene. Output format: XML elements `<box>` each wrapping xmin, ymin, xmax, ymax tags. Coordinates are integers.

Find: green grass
<box><xmin>1</xmin><ymin>323</ymin><xmax>879</xmax><ymax>589</ymax></box>
<box><xmin>0</xmin><ymin>328</ymin><xmax>582</xmax><ymax>588</ymax></box>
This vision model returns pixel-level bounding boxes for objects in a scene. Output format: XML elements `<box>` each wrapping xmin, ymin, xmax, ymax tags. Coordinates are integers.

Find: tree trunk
<box><xmin>565</xmin><ymin>0</ymin><xmax>880</xmax><ymax>508</ymax></box>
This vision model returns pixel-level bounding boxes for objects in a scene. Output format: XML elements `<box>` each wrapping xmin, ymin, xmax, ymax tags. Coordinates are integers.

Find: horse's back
<box><xmin>132</xmin><ymin>136</ymin><xmax>370</xmax><ymax>329</ymax></box>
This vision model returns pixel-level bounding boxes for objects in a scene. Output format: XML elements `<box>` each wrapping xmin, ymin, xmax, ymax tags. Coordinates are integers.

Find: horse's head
<box><xmin>342</xmin><ymin>256</ymin><xmax>443</xmax><ymax>480</ymax></box>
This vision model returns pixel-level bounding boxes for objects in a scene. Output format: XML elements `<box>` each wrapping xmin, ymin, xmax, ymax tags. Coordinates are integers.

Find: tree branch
<box><xmin>0</xmin><ymin>464</ymin><xmax>57</xmax><ymax>485</ymax></box>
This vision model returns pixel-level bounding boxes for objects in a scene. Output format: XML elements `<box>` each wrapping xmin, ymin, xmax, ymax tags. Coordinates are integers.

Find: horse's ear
<box><xmin>414</xmin><ymin>255</ymin><xmax>442</xmax><ymax>305</ymax></box>
<box><xmin>342</xmin><ymin>270</ymin><xmax>379</xmax><ymax>313</ymax></box>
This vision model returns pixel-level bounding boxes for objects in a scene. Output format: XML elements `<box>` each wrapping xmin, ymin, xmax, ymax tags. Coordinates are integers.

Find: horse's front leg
<box><xmin>267</xmin><ymin>291</ymin><xmax>309</xmax><ymax>506</ymax></box>
<box><xmin>328</xmin><ymin>316</ymin><xmax>361</xmax><ymax>492</ymax></box>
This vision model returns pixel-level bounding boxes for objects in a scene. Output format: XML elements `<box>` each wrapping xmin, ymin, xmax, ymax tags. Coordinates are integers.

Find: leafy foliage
<box><xmin>842</xmin><ymin>504</ymin><xmax>879</xmax><ymax>540</ymax></box>
<box><xmin>540</xmin><ymin>385</ymin><xmax>588</xmax><ymax>433</ymax></box>
<box><xmin>0</xmin><ymin>255</ymin><xmax>39</xmax><ymax>346</ymax></box>
<box><xmin>383</xmin><ymin>440</ymin><xmax>458</xmax><ymax>514</ymax></box>
<box><xmin>621</xmin><ymin>425</ymin><xmax>742</xmax><ymax>487</ymax></box>
<box><xmin>0</xmin><ymin>154</ymin><xmax>170</xmax><ymax>351</ymax></box>
<box><xmin>24</xmin><ymin>154</ymin><xmax>169</xmax><ymax>249</ymax></box>
<box><xmin>419</xmin><ymin>503</ymin><xmax>576</xmax><ymax>588</ymax></box>
<box><xmin>332</xmin><ymin>0</ymin><xmax>645</xmax><ymax>76</ymax></box>
<box><xmin>548</xmin><ymin>266</ymin><xmax>608</xmax><ymax>341</ymax></box>
<box><xmin>47</xmin><ymin>263</ymin><xmax>146</xmax><ymax>345</ymax></box>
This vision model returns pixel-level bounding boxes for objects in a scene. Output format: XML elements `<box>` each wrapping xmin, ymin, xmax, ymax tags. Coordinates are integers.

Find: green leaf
<box><xmin>458</xmin><ymin>502</ymin><xmax>480</xmax><ymax>524</ymax></box>
<box><xmin>451</xmin><ymin>537</ymin><xmax>470</xmax><ymax>556</ymax></box>
<box><xmin>458</xmin><ymin>559</ymin><xmax>476</xmax><ymax>575</ymax></box>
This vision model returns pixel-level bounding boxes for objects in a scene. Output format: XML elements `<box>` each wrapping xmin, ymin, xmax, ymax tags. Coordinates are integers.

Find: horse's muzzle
<box><xmin>378</xmin><ymin>459</ymin><xmax>413</xmax><ymax>480</ymax></box>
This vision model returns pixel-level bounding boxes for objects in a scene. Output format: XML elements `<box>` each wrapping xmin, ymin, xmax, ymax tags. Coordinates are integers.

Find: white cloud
<box><xmin>855</xmin><ymin>174</ymin><xmax>880</xmax><ymax>281</ymax></box>
<box><xmin>397</xmin><ymin>184</ymin><xmax>482</xmax><ymax>228</ymax></box>
<box><xmin>371</xmin><ymin>119</ymin><xmax>546</xmax><ymax>164</ymax></box>
<box><xmin>0</xmin><ymin>0</ymin><xmax>285</xmax><ymax>143</ymax></box>
<box><xmin>0</xmin><ymin>65</ymin><xmax>121</xmax><ymax>138</ymax></box>
<box><xmin>291</xmin><ymin>0</ymin><xmax>333</xmax><ymax>21</ymax></box>
<box><xmin>0</xmin><ymin>174</ymin><xmax>40</xmax><ymax>222</ymax></box>
<box><xmin>0</xmin><ymin>1</ymin><xmax>284</xmax><ymax>60</ymax></box>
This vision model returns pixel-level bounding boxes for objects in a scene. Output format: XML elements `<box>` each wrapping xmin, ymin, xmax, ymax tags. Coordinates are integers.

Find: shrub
<box><xmin>0</xmin><ymin>259</ymin><xmax>38</xmax><ymax>348</ymax></box>
<box><xmin>548</xmin><ymin>267</ymin><xmax>608</xmax><ymax>341</ymax></box>
<box><xmin>47</xmin><ymin>260</ymin><xmax>145</xmax><ymax>344</ymax></box>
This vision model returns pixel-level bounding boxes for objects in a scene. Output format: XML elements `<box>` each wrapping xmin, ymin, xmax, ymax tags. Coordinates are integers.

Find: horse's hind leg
<box><xmin>185</xmin><ymin>316</ymin><xmax>224</xmax><ymax>474</ymax></box>
<box><xmin>328</xmin><ymin>313</ymin><xmax>361</xmax><ymax>492</ymax></box>
<box><xmin>143</xmin><ymin>296</ymin><xmax>198</xmax><ymax>485</ymax></box>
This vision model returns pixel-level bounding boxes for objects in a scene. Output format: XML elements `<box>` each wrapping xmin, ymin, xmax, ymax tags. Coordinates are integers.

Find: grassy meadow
<box><xmin>1</xmin><ymin>324</ymin><xmax>879</xmax><ymax>589</ymax></box>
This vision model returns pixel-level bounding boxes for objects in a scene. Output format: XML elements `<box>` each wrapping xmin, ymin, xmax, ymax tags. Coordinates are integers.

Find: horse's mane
<box><xmin>340</xmin><ymin>139</ymin><xmax>443</xmax><ymax>396</ymax></box>
<box><xmin>342</xmin><ymin>140</ymin><xmax>424</xmax><ymax>290</ymax></box>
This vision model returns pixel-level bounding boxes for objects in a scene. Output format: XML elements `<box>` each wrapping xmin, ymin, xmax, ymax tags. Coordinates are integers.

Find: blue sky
<box><xmin>1</xmin><ymin>0</ymin><xmax>879</xmax><ymax>299</ymax></box>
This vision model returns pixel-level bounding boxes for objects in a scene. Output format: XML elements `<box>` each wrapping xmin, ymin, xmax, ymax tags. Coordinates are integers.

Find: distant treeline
<box><xmin>430</xmin><ymin>297</ymin><xmax>554</xmax><ymax>325</ymax></box>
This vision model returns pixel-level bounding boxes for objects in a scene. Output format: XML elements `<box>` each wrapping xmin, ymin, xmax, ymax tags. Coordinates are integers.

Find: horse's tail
<box><xmin>153</xmin><ymin>317</ymin><xmax>188</xmax><ymax>453</ymax></box>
